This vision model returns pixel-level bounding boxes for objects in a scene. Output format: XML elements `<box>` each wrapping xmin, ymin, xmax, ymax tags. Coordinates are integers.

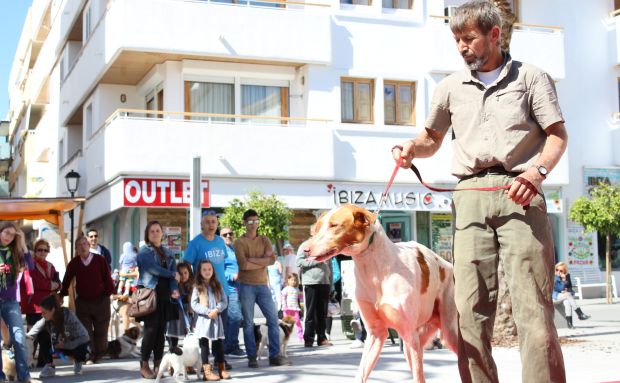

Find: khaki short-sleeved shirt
<box><xmin>426</xmin><ymin>54</ymin><xmax>564</xmax><ymax>178</ymax></box>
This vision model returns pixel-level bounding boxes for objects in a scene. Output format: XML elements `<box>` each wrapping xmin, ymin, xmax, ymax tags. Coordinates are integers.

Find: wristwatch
<box><xmin>535</xmin><ymin>165</ymin><xmax>548</xmax><ymax>179</ymax></box>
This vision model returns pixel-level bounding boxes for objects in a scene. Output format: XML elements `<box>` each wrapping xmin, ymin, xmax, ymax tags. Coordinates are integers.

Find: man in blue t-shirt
<box><xmin>183</xmin><ymin>210</ymin><xmax>228</xmax><ymax>292</ymax></box>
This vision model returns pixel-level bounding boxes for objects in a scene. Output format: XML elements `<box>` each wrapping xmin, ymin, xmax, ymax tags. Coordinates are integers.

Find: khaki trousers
<box><xmin>452</xmin><ymin>174</ymin><xmax>566</xmax><ymax>383</ymax></box>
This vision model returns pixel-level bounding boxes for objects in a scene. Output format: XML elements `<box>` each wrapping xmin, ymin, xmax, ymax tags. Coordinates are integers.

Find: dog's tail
<box><xmin>438</xmin><ymin>268</ymin><xmax>458</xmax><ymax>354</ymax></box>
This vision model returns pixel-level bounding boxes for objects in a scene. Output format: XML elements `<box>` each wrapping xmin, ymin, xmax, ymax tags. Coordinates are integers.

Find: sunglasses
<box><xmin>245</xmin><ymin>220</ymin><xmax>259</xmax><ymax>225</ymax></box>
<box><xmin>35</xmin><ymin>248</ymin><xmax>50</xmax><ymax>253</ymax></box>
<box><xmin>221</xmin><ymin>232</ymin><xmax>234</xmax><ymax>238</ymax></box>
<box><xmin>88</xmin><ymin>234</ymin><xmax>98</xmax><ymax>238</ymax></box>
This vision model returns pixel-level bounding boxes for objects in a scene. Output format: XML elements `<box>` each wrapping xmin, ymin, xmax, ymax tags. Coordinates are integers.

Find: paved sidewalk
<box><xmin>30</xmin><ymin>298</ymin><xmax>619</xmax><ymax>382</ymax></box>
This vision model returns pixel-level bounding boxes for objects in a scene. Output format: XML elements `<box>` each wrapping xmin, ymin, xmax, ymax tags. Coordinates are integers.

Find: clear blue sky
<box><xmin>1</xmin><ymin>1</ymin><xmax>33</xmax><ymax>121</ymax></box>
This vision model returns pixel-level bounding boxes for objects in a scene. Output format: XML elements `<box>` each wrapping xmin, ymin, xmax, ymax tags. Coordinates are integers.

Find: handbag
<box><xmin>128</xmin><ymin>287</ymin><xmax>157</xmax><ymax>318</ymax></box>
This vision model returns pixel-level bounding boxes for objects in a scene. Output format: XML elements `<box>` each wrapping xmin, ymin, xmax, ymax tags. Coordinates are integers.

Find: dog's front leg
<box><xmin>401</xmin><ymin>330</ymin><xmax>425</xmax><ymax>383</ymax></box>
<box><xmin>354</xmin><ymin>327</ymin><xmax>388</xmax><ymax>383</ymax></box>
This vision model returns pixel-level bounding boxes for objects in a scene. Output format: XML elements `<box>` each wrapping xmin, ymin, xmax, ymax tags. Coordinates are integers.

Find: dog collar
<box><xmin>368</xmin><ymin>231</ymin><xmax>375</xmax><ymax>246</ymax></box>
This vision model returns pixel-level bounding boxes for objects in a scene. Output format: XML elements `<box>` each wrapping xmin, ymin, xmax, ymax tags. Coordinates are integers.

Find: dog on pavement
<box><xmin>107</xmin><ymin>325</ymin><xmax>141</xmax><ymax>359</ymax></box>
<box><xmin>254</xmin><ymin>316</ymin><xmax>295</xmax><ymax>360</ymax></box>
<box><xmin>305</xmin><ymin>204</ymin><xmax>458</xmax><ymax>383</ymax></box>
<box><xmin>155</xmin><ymin>333</ymin><xmax>202</xmax><ymax>383</ymax></box>
<box><xmin>2</xmin><ymin>335</ymin><xmax>34</xmax><ymax>381</ymax></box>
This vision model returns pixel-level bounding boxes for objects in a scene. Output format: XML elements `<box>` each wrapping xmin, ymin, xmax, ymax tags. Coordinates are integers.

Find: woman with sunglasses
<box><xmin>553</xmin><ymin>262</ymin><xmax>591</xmax><ymax>328</ymax></box>
<box><xmin>20</xmin><ymin>238</ymin><xmax>60</xmax><ymax>375</ymax></box>
<box><xmin>0</xmin><ymin>222</ymin><xmax>33</xmax><ymax>382</ymax></box>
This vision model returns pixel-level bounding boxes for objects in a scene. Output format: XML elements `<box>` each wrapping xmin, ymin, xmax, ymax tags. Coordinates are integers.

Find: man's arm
<box><xmin>393</xmin><ymin>128</ymin><xmax>447</xmax><ymax>168</ymax></box>
<box><xmin>60</xmin><ymin>261</ymin><xmax>75</xmax><ymax>296</ymax></box>
<box><xmin>234</xmin><ymin>240</ymin><xmax>264</xmax><ymax>271</ymax></box>
<box><xmin>506</xmin><ymin>121</ymin><xmax>568</xmax><ymax>206</ymax></box>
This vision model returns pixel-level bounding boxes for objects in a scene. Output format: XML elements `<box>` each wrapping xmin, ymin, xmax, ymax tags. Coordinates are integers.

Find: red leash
<box><xmin>378</xmin><ymin>146</ymin><xmax>537</xmax><ymax>211</ymax></box>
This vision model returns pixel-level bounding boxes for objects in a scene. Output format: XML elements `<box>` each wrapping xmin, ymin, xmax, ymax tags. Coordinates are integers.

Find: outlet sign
<box><xmin>123</xmin><ymin>178</ymin><xmax>210</xmax><ymax>207</ymax></box>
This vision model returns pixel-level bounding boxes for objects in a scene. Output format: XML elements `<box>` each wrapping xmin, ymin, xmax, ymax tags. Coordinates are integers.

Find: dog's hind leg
<box><xmin>437</xmin><ymin>279</ymin><xmax>458</xmax><ymax>353</ymax></box>
<box><xmin>354</xmin><ymin>326</ymin><xmax>388</xmax><ymax>383</ymax></box>
<box><xmin>400</xmin><ymin>330</ymin><xmax>426</xmax><ymax>383</ymax></box>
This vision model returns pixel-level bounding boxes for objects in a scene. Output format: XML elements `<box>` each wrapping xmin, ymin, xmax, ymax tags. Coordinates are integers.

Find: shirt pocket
<box><xmin>495</xmin><ymin>87</ymin><xmax>529</xmax><ymax>127</ymax></box>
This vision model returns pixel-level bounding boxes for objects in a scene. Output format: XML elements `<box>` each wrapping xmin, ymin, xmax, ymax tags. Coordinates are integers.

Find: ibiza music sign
<box><xmin>123</xmin><ymin>178</ymin><xmax>210</xmax><ymax>208</ymax></box>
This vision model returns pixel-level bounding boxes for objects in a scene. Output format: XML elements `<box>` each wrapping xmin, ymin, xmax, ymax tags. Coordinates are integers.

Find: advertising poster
<box><xmin>387</xmin><ymin>222</ymin><xmax>403</xmax><ymax>243</ymax></box>
<box><xmin>163</xmin><ymin>226</ymin><xmax>183</xmax><ymax>257</ymax></box>
<box><xmin>567</xmin><ymin>222</ymin><xmax>599</xmax><ymax>270</ymax></box>
<box><xmin>431</xmin><ymin>213</ymin><xmax>453</xmax><ymax>262</ymax></box>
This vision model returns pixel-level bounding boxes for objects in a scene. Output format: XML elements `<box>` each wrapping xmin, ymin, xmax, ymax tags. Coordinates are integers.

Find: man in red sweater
<box><xmin>61</xmin><ymin>236</ymin><xmax>114</xmax><ymax>364</ymax></box>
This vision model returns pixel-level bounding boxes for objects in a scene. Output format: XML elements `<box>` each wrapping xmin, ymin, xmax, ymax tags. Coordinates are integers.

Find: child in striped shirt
<box><xmin>280</xmin><ymin>273</ymin><xmax>304</xmax><ymax>341</ymax></box>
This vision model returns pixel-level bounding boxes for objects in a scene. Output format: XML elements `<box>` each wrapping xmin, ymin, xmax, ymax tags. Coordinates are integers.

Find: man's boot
<box><xmin>218</xmin><ymin>362</ymin><xmax>231</xmax><ymax>380</ymax></box>
<box><xmin>203</xmin><ymin>363</ymin><xmax>220</xmax><ymax>381</ymax></box>
<box><xmin>565</xmin><ymin>316</ymin><xmax>574</xmax><ymax>329</ymax></box>
<box><xmin>575</xmin><ymin>308</ymin><xmax>591</xmax><ymax>320</ymax></box>
<box><xmin>140</xmin><ymin>360</ymin><xmax>156</xmax><ymax>379</ymax></box>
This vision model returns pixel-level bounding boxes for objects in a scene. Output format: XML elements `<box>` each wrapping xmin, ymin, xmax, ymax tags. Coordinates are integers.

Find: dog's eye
<box><xmin>329</xmin><ymin>222</ymin><xmax>338</xmax><ymax>228</ymax></box>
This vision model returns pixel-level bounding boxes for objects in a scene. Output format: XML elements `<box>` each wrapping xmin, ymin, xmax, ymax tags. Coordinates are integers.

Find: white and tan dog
<box><xmin>254</xmin><ymin>316</ymin><xmax>296</xmax><ymax>360</ymax></box>
<box><xmin>154</xmin><ymin>333</ymin><xmax>202</xmax><ymax>383</ymax></box>
<box><xmin>2</xmin><ymin>336</ymin><xmax>35</xmax><ymax>381</ymax></box>
<box><xmin>305</xmin><ymin>204</ymin><xmax>458</xmax><ymax>383</ymax></box>
<box><xmin>106</xmin><ymin>326</ymin><xmax>141</xmax><ymax>359</ymax></box>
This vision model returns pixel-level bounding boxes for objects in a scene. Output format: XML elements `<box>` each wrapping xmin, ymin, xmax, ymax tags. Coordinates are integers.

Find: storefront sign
<box><xmin>123</xmin><ymin>178</ymin><xmax>210</xmax><ymax>207</ymax></box>
<box><xmin>163</xmin><ymin>226</ymin><xmax>183</xmax><ymax>254</ymax></box>
<box><xmin>431</xmin><ymin>214</ymin><xmax>453</xmax><ymax>262</ymax></box>
<box><xmin>328</xmin><ymin>184</ymin><xmax>452</xmax><ymax>211</ymax></box>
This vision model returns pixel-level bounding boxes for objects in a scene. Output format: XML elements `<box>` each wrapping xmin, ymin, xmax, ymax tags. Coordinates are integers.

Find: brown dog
<box><xmin>305</xmin><ymin>204</ymin><xmax>457</xmax><ymax>383</ymax></box>
<box><xmin>107</xmin><ymin>326</ymin><xmax>141</xmax><ymax>359</ymax></box>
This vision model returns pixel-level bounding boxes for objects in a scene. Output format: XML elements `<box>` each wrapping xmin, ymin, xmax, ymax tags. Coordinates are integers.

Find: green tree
<box><xmin>569</xmin><ymin>183</ymin><xmax>620</xmax><ymax>304</ymax></box>
<box><xmin>220</xmin><ymin>191</ymin><xmax>293</xmax><ymax>248</ymax></box>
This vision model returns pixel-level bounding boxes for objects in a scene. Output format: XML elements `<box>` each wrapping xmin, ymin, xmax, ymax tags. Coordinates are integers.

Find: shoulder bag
<box><xmin>128</xmin><ymin>287</ymin><xmax>157</xmax><ymax>318</ymax></box>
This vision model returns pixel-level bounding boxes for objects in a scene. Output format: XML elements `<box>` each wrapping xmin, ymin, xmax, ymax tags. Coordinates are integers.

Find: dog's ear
<box><xmin>352</xmin><ymin>207</ymin><xmax>376</xmax><ymax>228</ymax></box>
<box><xmin>311</xmin><ymin>211</ymin><xmax>328</xmax><ymax>236</ymax></box>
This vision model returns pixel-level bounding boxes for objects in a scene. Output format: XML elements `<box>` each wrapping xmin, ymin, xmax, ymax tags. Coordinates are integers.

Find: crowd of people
<box><xmin>0</xmin><ymin>208</ymin><xmax>347</xmax><ymax>382</ymax></box>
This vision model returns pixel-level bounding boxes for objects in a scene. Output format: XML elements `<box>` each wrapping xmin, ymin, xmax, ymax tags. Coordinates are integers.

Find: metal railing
<box><xmin>428</xmin><ymin>15</ymin><xmax>563</xmax><ymax>32</ymax></box>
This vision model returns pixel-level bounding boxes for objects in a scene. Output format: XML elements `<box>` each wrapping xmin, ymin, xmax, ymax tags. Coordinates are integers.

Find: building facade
<box><xmin>5</xmin><ymin>0</ymin><xmax>620</xmax><ymax>295</ymax></box>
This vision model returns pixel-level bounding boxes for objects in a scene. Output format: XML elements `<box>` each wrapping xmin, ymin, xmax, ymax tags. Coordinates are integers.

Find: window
<box><xmin>384</xmin><ymin>81</ymin><xmax>415</xmax><ymax>125</ymax></box>
<box><xmin>382</xmin><ymin>0</ymin><xmax>411</xmax><ymax>9</ymax></box>
<box><xmin>83</xmin><ymin>4</ymin><xmax>92</xmax><ymax>42</ymax></box>
<box><xmin>341</xmin><ymin>78</ymin><xmax>374</xmax><ymax>124</ymax></box>
<box><xmin>241</xmin><ymin>85</ymin><xmax>289</xmax><ymax>124</ymax></box>
<box><xmin>341</xmin><ymin>0</ymin><xmax>371</xmax><ymax>4</ymax></box>
<box><xmin>185</xmin><ymin>81</ymin><xmax>234</xmax><ymax>122</ymax></box>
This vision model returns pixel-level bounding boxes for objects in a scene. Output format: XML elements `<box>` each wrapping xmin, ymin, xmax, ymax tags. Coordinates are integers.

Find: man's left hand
<box><xmin>505</xmin><ymin>167</ymin><xmax>544</xmax><ymax>206</ymax></box>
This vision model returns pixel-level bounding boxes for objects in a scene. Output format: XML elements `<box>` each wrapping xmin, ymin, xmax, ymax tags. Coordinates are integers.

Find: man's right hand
<box><xmin>392</xmin><ymin>141</ymin><xmax>415</xmax><ymax>169</ymax></box>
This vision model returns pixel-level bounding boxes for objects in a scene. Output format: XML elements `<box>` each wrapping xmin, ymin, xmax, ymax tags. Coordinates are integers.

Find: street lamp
<box><xmin>65</xmin><ymin>170</ymin><xmax>80</xmax><ymax>259</ymax></box>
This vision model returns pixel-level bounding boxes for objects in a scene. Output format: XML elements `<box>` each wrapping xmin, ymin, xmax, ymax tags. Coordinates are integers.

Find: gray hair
<box><xmin>450</xmin><ymin>0</ymin><xmax>502</xmax><ymax>35</ymax></box>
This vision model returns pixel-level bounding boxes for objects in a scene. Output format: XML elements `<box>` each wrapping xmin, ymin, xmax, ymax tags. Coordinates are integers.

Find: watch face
<box><xmin>538</xmin><ymin>166</ymin><xmax>548</xmax><ymax>176</ymax></box>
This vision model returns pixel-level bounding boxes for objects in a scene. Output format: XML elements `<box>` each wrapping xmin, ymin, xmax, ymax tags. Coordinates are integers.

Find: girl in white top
<box><xmin>191</xmin><ymin>259</ymin><xmax>229</xmax><ymax>380</ymax></box>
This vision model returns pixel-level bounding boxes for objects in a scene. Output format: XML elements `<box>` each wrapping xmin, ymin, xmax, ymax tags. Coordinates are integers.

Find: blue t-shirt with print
<box><xmin>183</xmin><ymin>234</ymin><xmax>228</xmax><ymax>295</ymax></box>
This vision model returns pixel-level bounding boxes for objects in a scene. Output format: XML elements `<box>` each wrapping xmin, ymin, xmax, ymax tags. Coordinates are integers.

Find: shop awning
<box><xmin>0</xmin><ymin>197</ymin><xmax>85</xmax><ymax>225</ymax></box>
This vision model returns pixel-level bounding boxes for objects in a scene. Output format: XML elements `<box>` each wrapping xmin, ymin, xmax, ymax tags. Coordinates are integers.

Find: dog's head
<box><xmin>280</xmin><ymin>316</ymin><xmax>296</xmax><ymax>330</ymax></box>
<box><xmin>306</xmin><ymin>204</ymin><xmax>376</xmax><ymax>261</ymax></box>
<box><xmin>124</xmin><ymin>326</ymin><xmax>141</xmax><ymax>340</ymax></box>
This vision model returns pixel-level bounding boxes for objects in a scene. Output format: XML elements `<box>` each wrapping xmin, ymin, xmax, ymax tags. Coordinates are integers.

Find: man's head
<box><xmin>75</xmin><ymin>236</ymin><xmax>90</xmax><ymax>259</ymax></box>
<box><xmin>242</xmin><ymin>209</ymin><xmax>260</xmax><ymax>236</ymax></box>
<box><xmin>220</xmin><ymin>227</ymin><xmax>234</xmax><ymax>246</ymax></box>
<box><xmin>87</xmin><ymin>228</ymin><xmax>99</xmax><ymax>248</ymax></box>
<box><xmin>450</xmin><ymin>0</ymin><xmax>502</xmax><ymax>71</ymax></box>
<box><xmin>201</xmin><ymin>210</ymin><xmax>219</xmax><ymax>237</ymax></box>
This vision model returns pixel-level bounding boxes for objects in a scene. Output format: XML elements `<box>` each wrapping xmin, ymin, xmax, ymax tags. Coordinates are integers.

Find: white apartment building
<box><xmin>5</xmin><ymin>0</ymin><xmax>620</xmax><ymax>296</ymax></box>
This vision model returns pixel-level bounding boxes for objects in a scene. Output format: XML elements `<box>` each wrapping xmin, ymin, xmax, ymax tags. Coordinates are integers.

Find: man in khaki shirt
<box><xmin>233</xmin><ymin>209</ymin><xmax>291</xmax><ymax>368</ymax></box>
<box><xmin>393</xmin><ymin>1</ymin><xmax>567</xmax><ymax>383</ymax></box>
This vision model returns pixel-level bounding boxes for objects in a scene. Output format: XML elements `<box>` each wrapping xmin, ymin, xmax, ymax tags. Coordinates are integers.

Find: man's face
<box><xmin>453</xmin><ymin>23</ymin><xmax>496</xmax><ymax>71</ymax></box>
<box><xmin>87</xmin><ymin>231</ymin><xmax>99</xmax><ymax>247</ymax></box>
<box><xmin>220</xmin><ymin>228</ymin><xmax>234</xmax><ymax>246</ymax></box>
<box><xmin>202</xmin><ymin>215</ymin><xmax>218</xmax><ymax>236</ymax></box>
<box><xmin>244</xmin><ymin>216</ymin><xmax>259</xmax><ymax>234</ymax></box>
<box><xmin>75</xmin><ymin>238</ymin><xmax>90</xmax><ymax>258</ymax></box>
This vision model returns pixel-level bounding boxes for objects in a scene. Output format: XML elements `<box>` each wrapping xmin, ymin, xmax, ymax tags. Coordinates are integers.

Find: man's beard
<box><xmin>462</xmin><ymin>45</ymin><xmax>490</xmax><ymax>71</ymax></box>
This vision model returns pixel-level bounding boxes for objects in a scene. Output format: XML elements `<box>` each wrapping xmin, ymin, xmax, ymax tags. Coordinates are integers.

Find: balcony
<box><xmin>426</xmin><ymin>16</ymin><xmax>565</xmax><ymax>80</ymax></box>
<box><xmin>83</xmin><ymin>110</ymin><xmax>334</xmax><ymax>194</ymax></box>
<box><xmin>60</xmin><ymin>0</ymin><xmax>332</xmax><ymax>125</ymax></box>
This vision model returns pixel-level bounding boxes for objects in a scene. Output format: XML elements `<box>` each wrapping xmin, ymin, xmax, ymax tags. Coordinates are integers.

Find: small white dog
<box><xmin>155</xmin><ymin>334</ymin><xmax>202</xmax><ymax>383</ymax></box>
<box><xmin>254</xmin><ymin>316</ymin><xmax>296</xmax><ymax>360</ymax></box>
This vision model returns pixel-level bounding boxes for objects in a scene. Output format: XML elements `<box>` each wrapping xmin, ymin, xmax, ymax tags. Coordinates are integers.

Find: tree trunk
<box><xmin>606</xmin><ymin>234</ymin><xmax>612</xmax><ymax>304</ymax></box>
<box><xmin>493</xmin><ymin>261</ymin><xmax>518</xmax><ymax>343</ymax></box>
<box><xmin>492</xmin><ymin>0</ymin><xmax>517</xmax><ymax>53</ymax></box>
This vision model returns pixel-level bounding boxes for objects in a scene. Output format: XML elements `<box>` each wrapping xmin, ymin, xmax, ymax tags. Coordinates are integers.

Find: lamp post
<box><xmin>65</xmin><ymin>170</ymin><xmax>81</xmax><ymax>259</ymax></box>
